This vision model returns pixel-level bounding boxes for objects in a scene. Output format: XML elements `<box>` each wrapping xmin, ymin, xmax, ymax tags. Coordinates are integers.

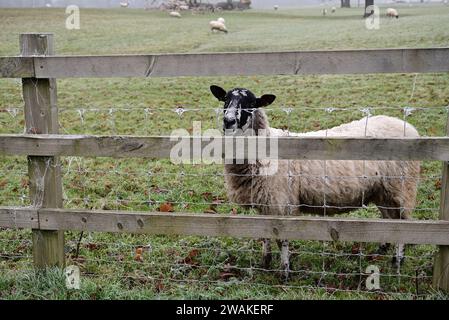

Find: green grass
<box><xmin>1</xmin><ymin>5</ymin><xmax>449</xmax><ymax>299</ymax></box>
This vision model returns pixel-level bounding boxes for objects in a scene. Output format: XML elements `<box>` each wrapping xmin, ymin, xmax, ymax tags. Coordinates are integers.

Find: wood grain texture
<box><xmin>21</xmin><ymin>33</ymin><xmax>65</xmax><ymax>269</ymax></box>
<box><xmin>433</xmin><ymin>118</ymin><xmax>449</xmax><ymax>291</ymax></box>
<box><xmin>1</xmin><ymin>134</ymin><xmax>449</xmax><ymax>160</ymax></box>
<box><xmin>1</xmin><ymin>206</ymin><xmax>448</xmax><ymax>245</ymax></box>
<box><xmin>31</xmin><ymin>208</ymin><xmax>449</xmax><ymax>245</ymax></box>
<box><xmin>0</xmin><ymin>57</ymin><xmax>34</xmax><ymax>78</ymax></box>
<box><xmin>1</xmin><ymin>47</ymin><xmax>449</xmax><ymax>78</ymax></box>
<box><xmin>0</xmin><ymin>207</ymin><xmax>39</xmax><ymax>229</ymax></box>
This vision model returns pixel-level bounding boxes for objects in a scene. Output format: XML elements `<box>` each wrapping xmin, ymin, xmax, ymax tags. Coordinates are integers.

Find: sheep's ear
<box><xmin>256</xmin><ymin>94</ymin><xmax>276</xmax><ymax>108</ymax></box>
<box><xmin>210</xmin><ymin>85</ymin><xmax>227</xmax><ymax>102</ymax></box>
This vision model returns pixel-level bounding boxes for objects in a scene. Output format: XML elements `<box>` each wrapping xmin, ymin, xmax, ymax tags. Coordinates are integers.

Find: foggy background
<box><xmin>0</xmin><ymin>0</ymin><xmax>430</xmax><ymax>9</ymax></box>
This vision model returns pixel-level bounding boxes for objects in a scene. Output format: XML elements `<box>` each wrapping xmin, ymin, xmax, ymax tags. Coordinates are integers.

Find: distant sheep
<box><xmin>322</xmin><ymin>8</ymin><xmax>327</xmax><ymax>16</ymax></box>
<box><xmin>386</xmin><ymin>8</ymin><xmax>399</xmax><ymax>18</ymax></box>
<box><xmin>274</xmin><ymin>5</ymin><xmax>279</xmax><ymax>10</ymax></box>
<box><xmin>209</xmin><ymin>19</ymin><xmax>228</xmax><ymax>33</ymax></box>
<box><xmin>179</xmin><ymin>5</ymin><xmax>190</xmax><ymax>10</ymax></box>
<box><xmin>120</xmin><ymin>1</ymin><xmax>129</xmax><ymax>8</ymax></box>
<box><xmin>169</xmin><ymin>11</ymin><xmax>182</xmax><ymax>18</ymax></box>
<box><xmin>331</xmin><ymin>6</ymin><xmax>336</xmax><ymax>13</ymax></box>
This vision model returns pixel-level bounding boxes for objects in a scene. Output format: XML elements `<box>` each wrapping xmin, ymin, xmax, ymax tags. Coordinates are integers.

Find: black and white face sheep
<box><xmin>210</xmin><ymin>85</ymin><xmax>275</xmax><ymax>133</ymax></box>
<box><xmin>210</xmin><ymin>85</ymin><xmax>421</xmax><ymax>281</ymax></box>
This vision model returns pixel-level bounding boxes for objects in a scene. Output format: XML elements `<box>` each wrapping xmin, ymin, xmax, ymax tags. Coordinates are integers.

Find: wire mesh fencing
<box><xmin>1</xmin><ymin>73</ymin><xmax>449</xmax><ymax>298</ymax></box>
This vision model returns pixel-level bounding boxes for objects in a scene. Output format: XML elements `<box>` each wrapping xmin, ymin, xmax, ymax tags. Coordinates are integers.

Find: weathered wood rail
<box><xmin>1</xmin><ymin>33</ymin><xmax>449</xmax><ymax>291</ymax></box>
<box><xmin>1</xmin><ymin>47</ymin><xmax>449</xmax><ymax>78</ymax></box>
<box><xmin>2</xmin><ymin>207</ymin><xmax>449</xmax><ymax>245</ymax></box>
<box><xmin>1</xmin><ymin>134</ymin><xmax>449</xmax><ymax>160</ymax></box>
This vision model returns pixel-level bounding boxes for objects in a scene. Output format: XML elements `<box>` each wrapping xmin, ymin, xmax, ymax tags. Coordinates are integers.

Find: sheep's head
<box><xmin>210</xmin><ymin>85</ymin><xmax>276</xmax><ymax>134</ymax></box>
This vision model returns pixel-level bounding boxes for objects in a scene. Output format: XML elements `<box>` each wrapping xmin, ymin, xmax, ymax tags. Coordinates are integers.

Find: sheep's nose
<box><xmin>223</xmin><ymin>118</ymin><xmax>236</xmax><ymax>129</ymax></box>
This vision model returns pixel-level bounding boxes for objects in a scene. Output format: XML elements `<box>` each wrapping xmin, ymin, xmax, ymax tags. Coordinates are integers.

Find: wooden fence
<box><xmin>1</xmin><ymin>33</ymin><xmax>449</xmax><ymax>291</ymax></box>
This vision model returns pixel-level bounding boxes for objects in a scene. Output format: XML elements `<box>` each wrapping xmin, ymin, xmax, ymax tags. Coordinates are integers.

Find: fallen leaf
<box><xmin>134</xmin><ymin>247</ymin><xmax>144</xmax><ymax>262</ymax></box>
<box><xmin>20</xmin><ymin>178</ymin><xmax>29</xmax><ymax>188</ymax></box>
<box><xmin>435</xmin><ymin>179</ymin><xmax>442</xmax><ymax>190</ymax></box>
<box><xmin>351</xmin><ymin>244</ymin><xmax>360</xmax><ymax>255</ymax></box>
<box><xmin>159</xmin><ymin>202</ymin><xmax>174</xmax><ymax>212</ymax></box>
<box><xmin>201</xmin><ymin>192</ymin><xmax>213</xmax><ymax>200</ymax></box>
<box><xmin>182</xmin><ymin>249</ymin><xmax>199</xmax><ymax>265</ymax></box>
<box><xmin>0</xmin><ymin>179</ymin><xmax>7</xmax><ymax>188</ymax></box>
<box><xmin>155</xmin><ymin>280</ymin><xmax>164</xmax><ymax>293</ymax></box>
<box><xmin>84</xmin><ymin>243</ymin><xmax>100</xmax><ymax>251</ymax></box>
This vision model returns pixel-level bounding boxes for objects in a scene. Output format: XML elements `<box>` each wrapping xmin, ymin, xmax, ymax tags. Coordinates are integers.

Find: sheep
<box><xmin>217</xmin><ymin>17</ymin><xmax>225</xmax><ymax>24</ymax></box>
<box><xmin>322</xmin><ymin>8</ymin><xmax>327</xmax><ymax>16</ymax></box>
<box><xmin>209</xmin><ymin>19</ymin><xmax>228</xmax><ymax>33</ymax></box>
<box><xmin>331</xmin><ymin>6</ymin><xmax>336</xmax><ymax>13</ymax></box>
<box><xmin>210</xmin><ymin>85</ymin><xmax>420</xmax><ymax>280</ymax></box>
<box><xmin>169</xmin><ymin>11</ymin><xmax>182</xmax><ymax>18</ymax></box>
<box><xmin>386</xmin><ymin>8</ymin><xmax>399</xmax><ymax>19</ymax></box>
<box><xmin>274</xmin><ymin>5</ymin><xmax>279</xmax><ymax>10</ymax></box>
<box><xmin>179</xmin><ymin>5</ymin><xmax>190</xmax><ymax>10</ymax></box>
<box><xmin>120</xmin><ymin>1</ymin><xmax>129</xmax><ymax>8</ymax></box>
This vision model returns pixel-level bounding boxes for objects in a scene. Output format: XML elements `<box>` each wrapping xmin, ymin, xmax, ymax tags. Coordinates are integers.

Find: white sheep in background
<box><xmin>322</xmin><ymin>8</ymin><xmax>327</xmax><ymax>16</ymax></box>
<box><xmin>120</xmin><ymin>1</ymin><xmax>129</xmax><ymax>8</ymax></box>
<box><xmin>209</xmin><ymin>19</ymin><xmax>228</xmax><ymax>33</ymax></box>
<box><xmin>386</xmin><ymin>8</ymin><xmax>399</xmax><ymax>18</ymax></box>
<box><xmin>331</xmin><ymin>6</ymin><xmax>336</xmax><ymax>13</ymax></box>
<box><xmin>210</xmin><ymin>85</ymin><xmax>420</xmax><ymax>280</ymax></box>
<box><xmin>179</xmin><ymin>5</ymin><xmax>190</xmax><ymax>10</ymax></box>
<box><xmin>274</xmin><ymin>5</ymin><xmax>279</xmax><ymax>10</ymax></box>
<box><xmin>169</xmin><ymin>11</ymin><xmax>182</xmax><ymax>18</ymax></box>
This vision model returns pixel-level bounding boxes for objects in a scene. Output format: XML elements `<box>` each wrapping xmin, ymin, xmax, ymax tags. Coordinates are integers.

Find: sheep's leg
<box><xmin>276</xmin><ymin>239</ymin><xmax>290</xmax><ymax>282</ymax></box>
<box><xmin>377</xmin><ymin>207</ymin><xmax>396</xmax><ymax>255</ymax></box>
<box><xmin>392</xmin><ymin>243</ymin><xmax>406</xmax><ymax>271</ymax></box>
<box><xmin>377</xmin><ymin>203</ymin><xmax>411</xmax><ymax>269</ymax></box>
<box><xmin>261</xmin><ymin>238</ymin><xmax>272</xmax><ymax>268</ymax></box>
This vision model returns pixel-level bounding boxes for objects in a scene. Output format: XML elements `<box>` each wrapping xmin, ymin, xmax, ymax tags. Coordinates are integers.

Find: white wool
<box><xmin>169</xmin><ymin>11</ymin><xmax>182</xmax><ymax>18</ymax></box>
<box><xmin>217</xmin><ymin>17</ymin><xmax>225</xmax><ymax>24</ymax></box>
<box><xmin>386</xmin><ymin>8</ymin><xmax>398</xmax><ymax>17</ymax></box>
<box><xmin>269</xmin><ymin>115</ymin><xmax>418</xmax><ymax>138</ymax></box>
<box><xmin>209</xmin><ymin>20</ymin><xmax>227</xmax><ymax>32</ymax></box>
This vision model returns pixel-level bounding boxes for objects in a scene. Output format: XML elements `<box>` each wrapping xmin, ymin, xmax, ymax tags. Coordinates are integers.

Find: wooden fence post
<box><xmin>433</xmin><ymin>116</ymin><xmax>449</xmax><ymax>291</ymax></box>
<box><xmin>20</xmin><ymin>33</ymin><xmax>65</xmax><ymax>268</ymax></box>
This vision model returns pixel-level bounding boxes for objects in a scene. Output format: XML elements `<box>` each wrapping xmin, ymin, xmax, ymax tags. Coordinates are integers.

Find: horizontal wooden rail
<box><xmin>1</xmin><ymin>134</ymin><xmax>449</xmax><ymax>160</ymax></box>
<box><xmin>0</xmin><ymin>207</ymin><xmax>39</xmax><ymax>229</ymax></box>
<box><xmin>1</xmin><ymin>207</ymin><xmax>449</xmax><ymax>245</ymax></box>
<box><xmin>1</xmin><ymin>47</ymin><xmax>449</xmax><ymax>78</ymax></box>
<box><xmin>0</xmin><ymin>57</ymin><xmax>34</xmax><ymax>78</ymax></box>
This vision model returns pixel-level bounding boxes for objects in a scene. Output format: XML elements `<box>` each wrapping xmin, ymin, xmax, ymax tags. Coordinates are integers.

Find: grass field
<box><xmin>1</xmin><ymin>5</ymin><xmax>449</xmax><ymax>300</ymax></box>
